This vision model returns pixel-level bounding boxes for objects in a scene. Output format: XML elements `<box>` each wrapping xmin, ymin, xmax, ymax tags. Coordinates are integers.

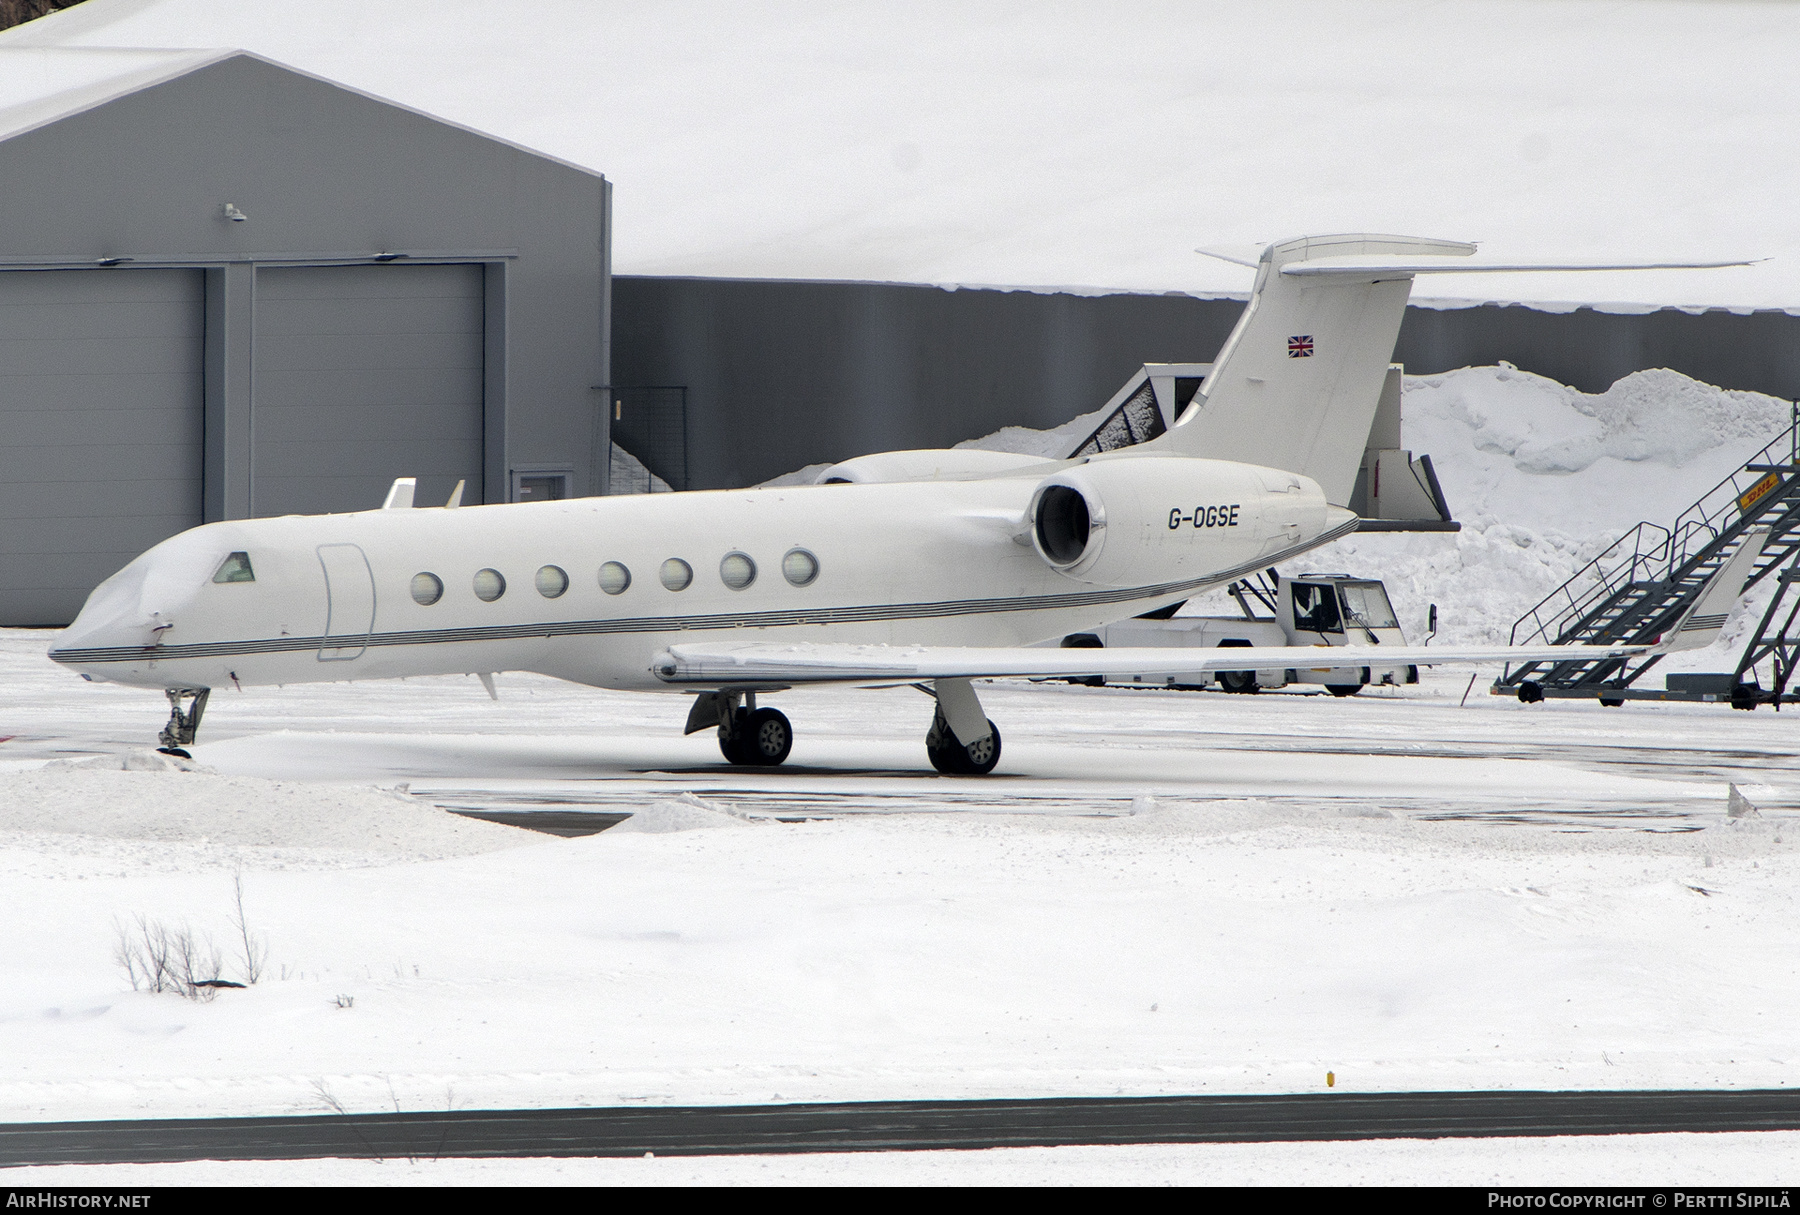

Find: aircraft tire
<box><xmin>722</xmin><ymin>708</ymin><xmax>793</xmax><ymax>766</ymax></box>
<box><xmin>743</xmin><ymin>708</ymin><xmax>794</xmax><ymax>765</ymax></box>
<box><xmin>927</xmin><ymin>716</ymin><xmax>1002</xmax><ymax>775</ymax></box>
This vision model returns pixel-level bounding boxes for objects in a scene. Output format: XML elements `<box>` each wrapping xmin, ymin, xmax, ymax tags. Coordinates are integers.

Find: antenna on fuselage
<box><xmin>445</xmin><ymin>479</ymin><xmax>465</xmax><ymax>509</ymax></box>
<box><xmin>381</xmin><ymin>478</ymin><xmax>417</xmax><ymax>510</ymax></box>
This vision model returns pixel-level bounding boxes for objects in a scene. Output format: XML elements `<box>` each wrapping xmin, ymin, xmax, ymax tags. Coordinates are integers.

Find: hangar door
<box><xmin>254</xmin><ymin>264</ymin><xmax>484</xmax><ymax>517</ymax></box>
<box><xmin>0</xmin><ymin>269</ymin><xmax>204</xmax><ymax>627</ymax></box>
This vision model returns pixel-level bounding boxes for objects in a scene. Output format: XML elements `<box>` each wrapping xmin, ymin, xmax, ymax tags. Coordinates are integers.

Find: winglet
<box><xmin>1659</xmin><ymin>528</ymin><xmax>1769</xmax><ymax>652</ymax></box>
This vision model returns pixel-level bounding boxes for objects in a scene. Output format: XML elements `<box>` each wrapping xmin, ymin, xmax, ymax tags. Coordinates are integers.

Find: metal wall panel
<box><xmin>0</xmin><ymin>268</ymin><xmax>203</xmax><ymax>626</ymax></box>
<box><xmin>253</xmin><ymin>264</ymin><xmax>484</xmax><ymax>516</ymax></box>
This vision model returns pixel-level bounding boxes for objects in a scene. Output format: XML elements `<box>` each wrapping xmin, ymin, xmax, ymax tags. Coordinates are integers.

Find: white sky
<box><xmin>2</xmin><ymin>0</ymin><xmax>1793</xmax><ymax>310</ymax></box>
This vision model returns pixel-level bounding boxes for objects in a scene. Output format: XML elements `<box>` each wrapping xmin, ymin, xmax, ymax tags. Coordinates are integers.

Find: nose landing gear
<box><xmin>156</xmin><ymin>687</ymin><xmax>210</xmax><ymax>758</ymax></box>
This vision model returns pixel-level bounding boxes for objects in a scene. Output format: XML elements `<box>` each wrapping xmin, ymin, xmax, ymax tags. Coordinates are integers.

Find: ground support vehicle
<box><xmin>1060</xmin><ymin>571</ymin><xmax>1419</xmax><ymax>696</ymax></box>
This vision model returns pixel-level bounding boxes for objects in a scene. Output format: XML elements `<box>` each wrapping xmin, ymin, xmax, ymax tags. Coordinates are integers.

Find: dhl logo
<box><xmin>1739</xmin><ymin>471</ymin><xmax>1781</xmax><ymax>514</ymax></box>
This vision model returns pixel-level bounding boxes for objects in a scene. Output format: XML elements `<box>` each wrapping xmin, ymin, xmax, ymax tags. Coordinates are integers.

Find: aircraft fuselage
<box><xmin>50</xmin><ymin>457</ymin><xmax>1338</xmax><ymax>695</ymax></box>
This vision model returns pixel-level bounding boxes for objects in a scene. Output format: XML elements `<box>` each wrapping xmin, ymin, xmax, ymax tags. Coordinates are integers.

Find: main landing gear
<box><xmin>683</xmin><ymin>678</ymin><xmax>1006</xmax><ymax>774</ymax></box>
<box><xmin>157</xmin><ymin>687</ymin><xmax>209</xmax><ymax>758</ymax></box>
<box><xmin>924</xmin><ymin>677</ymin><xmax>1002</xmax><ymax>775</ymax></box>
<box><xmin>686</xmin><ymin>690</ymin><xmax>794</xmax><ymax>766</ymax></box>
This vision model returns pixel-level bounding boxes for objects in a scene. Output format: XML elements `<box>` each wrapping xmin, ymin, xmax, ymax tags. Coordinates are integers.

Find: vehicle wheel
<box><xmin>1599</xmin><ymin>696</ymin><xmax>1624</xmax><ymax>708</ymax></box>
<box><xmin>1325</xmin><ymin>684</ymin><xmax>1362</xmax><ymax>697</ymax></box>
<box><xmin>926</xmin><ymin>714</ymin><xmax>1002</xmax><ymax>775</ymax></box>
<box><xmin>1516</xmin><ymin>681</ymin><xmax>1545</xmax><ymax>704</ymax></box>
<box><xmin>1218</xmin><ymin>669</ymin><xmax>1258</xmax><ymax>694</ymax></box>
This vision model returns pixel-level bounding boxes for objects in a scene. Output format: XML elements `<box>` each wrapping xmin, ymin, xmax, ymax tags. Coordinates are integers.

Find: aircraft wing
<box><xmin>650</xmin><ymin>637</ymin><xmax>1654</xmax><ymax>686</ymax></box>
<box><xmin>653</xmin><ymin>537</ymin><xmax>1757</xmax><ymax>687</ymax></box>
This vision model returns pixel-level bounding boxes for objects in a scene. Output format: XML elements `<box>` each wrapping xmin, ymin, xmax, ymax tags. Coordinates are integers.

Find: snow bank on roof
<box><xmin>0</xmin><ymin>46</ymin><xmax>224</xmax><ymax>142</ymax></box>
<box><xmin>2</xmin><ymin>0</ymin><xmax>1791</xmax><ymax>310</ymax></box>
<box><xmin>0</xmin><ymin>751</ymin><xmax>532</xmax><ymax>866</ymax></box>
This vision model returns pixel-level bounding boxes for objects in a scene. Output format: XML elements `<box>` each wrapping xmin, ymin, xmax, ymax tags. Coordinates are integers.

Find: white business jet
<box><xmin>49</xmin><ymin>235</ymin><xmax>1752</xmax><ymax>773</ymax></box>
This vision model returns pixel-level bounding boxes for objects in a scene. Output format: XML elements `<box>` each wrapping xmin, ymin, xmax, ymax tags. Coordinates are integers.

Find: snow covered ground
<box><xmin>3</xmin><ymin>648</ymin><xmax>1799</xmax><ymax>1183</ymax></box>
<box><xmin>1</xmin><ymin>0</ymin><xmax>1794</xmax><ymax>311</ymax></box>
<box><xmin>7</xmin><ymin>364</ymin><xmax>1800</xmax><ymax>1184</ymax></box>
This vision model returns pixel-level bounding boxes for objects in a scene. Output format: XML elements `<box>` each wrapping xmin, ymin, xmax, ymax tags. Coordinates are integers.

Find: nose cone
<box><xmin>49</xmin><ymin>529</ymin><xmax>219</xmax><ymax>681</ymax></box>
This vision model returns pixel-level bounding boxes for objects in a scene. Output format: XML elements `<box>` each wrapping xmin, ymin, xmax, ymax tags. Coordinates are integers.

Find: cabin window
<box><xmin>212</xmin><ymin>552</ymin><xmax>255</xmax><ymax>584</ymax></box>
<box><xmin>659</xmin><ymin>558</ymin><xmax>693</xmax><ymax>591</ymax></box>
<box><xmin>410</xmin><ymin>573</ymin><xmax>444</xmax><ymax>605</ymax></box>
<box><xmin>782</xmin><ymin>548</ymin><xmax>819</xmax><ymax>587</ymax></box>
<box><xmin>720</xmin><ymin>552</ymin><xmax>756</xmax><ymax>590</ymax></box>
<box><xmin>535</xmin><ymin>565</ymin><xmax>570</xmax><ymax>598</ymax></box>
<box><xmin>473</xmin><ymin>568</ymin><xmax>506</xmax><ymax>602</ymax></box>
<box><xmin>598</xmin><ymin>561</ymin><xmax>631</xmax><ymax>595</ymax></box>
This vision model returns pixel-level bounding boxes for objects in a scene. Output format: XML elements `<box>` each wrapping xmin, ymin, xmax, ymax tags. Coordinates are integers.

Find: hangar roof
<box><xmin>0</xmin><ymin>44</ymin><xmax>602</xmax><ymax>178</ymax></box>
<box><xmin>1</xmin><ymin>0</ymin><xmax>1792</xmax><ymax>313</ymax></box>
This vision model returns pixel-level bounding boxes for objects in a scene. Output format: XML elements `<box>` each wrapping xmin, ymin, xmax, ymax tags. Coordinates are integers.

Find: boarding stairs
<box><xmin>1496</xmin><ymin>415</ymin><xmax>1800</xmax><ymax>703</ymax></box>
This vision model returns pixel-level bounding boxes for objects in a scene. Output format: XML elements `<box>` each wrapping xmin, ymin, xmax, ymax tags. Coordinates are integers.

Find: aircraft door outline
<box><xmin>317</xmin><ymin>543</ymin><xmax>376</xmax><ymax>661</ymax></box>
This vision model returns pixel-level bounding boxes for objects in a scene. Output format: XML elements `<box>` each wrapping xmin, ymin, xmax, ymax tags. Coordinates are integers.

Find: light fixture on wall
<box><xmin>372</xmin><ymin>251</ymin><xmax>407</xmax><ymax>262</ymax></box>
<box><xmin>94</xmin><ymin>256</ymin><xmax>134</xmax><ymax>267</ymax></box>
<box><xmin>221</xmin><ymin>203</ymin><xmax>248</xmax><ymax>222</ymax></box>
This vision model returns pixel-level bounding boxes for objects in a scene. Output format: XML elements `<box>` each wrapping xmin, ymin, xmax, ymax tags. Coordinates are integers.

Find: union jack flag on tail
<box><xmin>1288</xmin><ymin>335</ymin><xmax>1313</xmax><ymax>357</ymax></box>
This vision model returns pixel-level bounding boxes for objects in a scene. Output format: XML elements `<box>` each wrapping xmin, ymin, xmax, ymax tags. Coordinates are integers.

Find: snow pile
<box><xmin>951</xmin><ymin>401</ymin><xmax>1109</xmax><ymax>460</ymax></box>
<box><xmin>609</xmin><ymin>442</ymin><xmax>672</xmax><ymax>494</ymax></box>
<box><xmin>0</xmin><ymin>753</ymin><xmax>533</xmax><ymax>860</ymax></box>
<box><xmin>610</xmin><ymin>792</ymin><xmax>754</xmax><ymax>833</ymax></box>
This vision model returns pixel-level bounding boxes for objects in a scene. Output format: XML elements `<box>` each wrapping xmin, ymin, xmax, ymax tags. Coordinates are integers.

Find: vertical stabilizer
<box><xmin>1150</xmin><ymin>234</ymin><xmax>1473</xmax><ymax>505</ymax></box>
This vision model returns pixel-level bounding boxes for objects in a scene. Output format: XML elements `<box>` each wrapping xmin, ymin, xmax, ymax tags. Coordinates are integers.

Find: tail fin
<box><xmin>1150</xmin><ymin>234</ymin><xmax>1472</xmax><ymax>505</ymax></box>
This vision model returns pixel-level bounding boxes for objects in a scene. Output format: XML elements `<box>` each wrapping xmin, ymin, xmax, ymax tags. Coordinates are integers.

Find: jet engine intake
<box><xmin>1027</xmin><ymin>456</ymin><xmax>1327</xmax><ymax>586</ymax></box>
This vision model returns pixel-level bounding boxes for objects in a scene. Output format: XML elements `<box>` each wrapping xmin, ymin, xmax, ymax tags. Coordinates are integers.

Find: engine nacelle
<box><xmin>818</xmin><ymin>449</ymin><xmax>1052</xmax><ymax>484</ymax></box>
<box><xmin>1028</xmin><ymin>455</ymin><xmax>1328</xmax><ymax>586</ymax></box>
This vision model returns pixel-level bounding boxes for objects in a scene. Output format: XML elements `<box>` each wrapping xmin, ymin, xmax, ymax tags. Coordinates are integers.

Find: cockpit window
<box><xmin>212</xmin><ymin>552</ymin><xmax>255</xmax><ymax>584</ymax></box>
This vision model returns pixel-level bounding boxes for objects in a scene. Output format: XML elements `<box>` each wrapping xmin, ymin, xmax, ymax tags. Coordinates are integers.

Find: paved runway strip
<box><xmin>7</xmin><ymin>1091</ymin><xmax>1800</xmax><ymax>1165</ymax></box>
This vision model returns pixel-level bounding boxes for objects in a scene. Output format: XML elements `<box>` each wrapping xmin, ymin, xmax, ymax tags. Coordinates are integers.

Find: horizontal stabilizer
<box><xmin>1281</xmin><ymin>255</ymin><xmax>1757</xmax><ymax>278</ymax></box>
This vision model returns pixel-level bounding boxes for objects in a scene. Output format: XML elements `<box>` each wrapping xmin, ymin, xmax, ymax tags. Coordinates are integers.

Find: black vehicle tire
<box><xmin>1517</xmin><ymin>681</ymin><xmax>1545</xmax><ymax>704</ymax></box>
<box><xmin>1599</xmin><ymin>696</ymin><xmax>1624</xmax><ymax>708</ymax></box>
<box><xmin>926</xmin><ymin>714</ymin><xmax>1002</xmax><ymax>775</ymax></box>
<box><xmin>1218</xmin><ymin>669</ymin><xmax>1258</xmax><ymax>694</ymax></box>
<box><xmin>1325</xmin><ymin>684</ymin><xmax>1362</xmax><ymax>698</ymax></box>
